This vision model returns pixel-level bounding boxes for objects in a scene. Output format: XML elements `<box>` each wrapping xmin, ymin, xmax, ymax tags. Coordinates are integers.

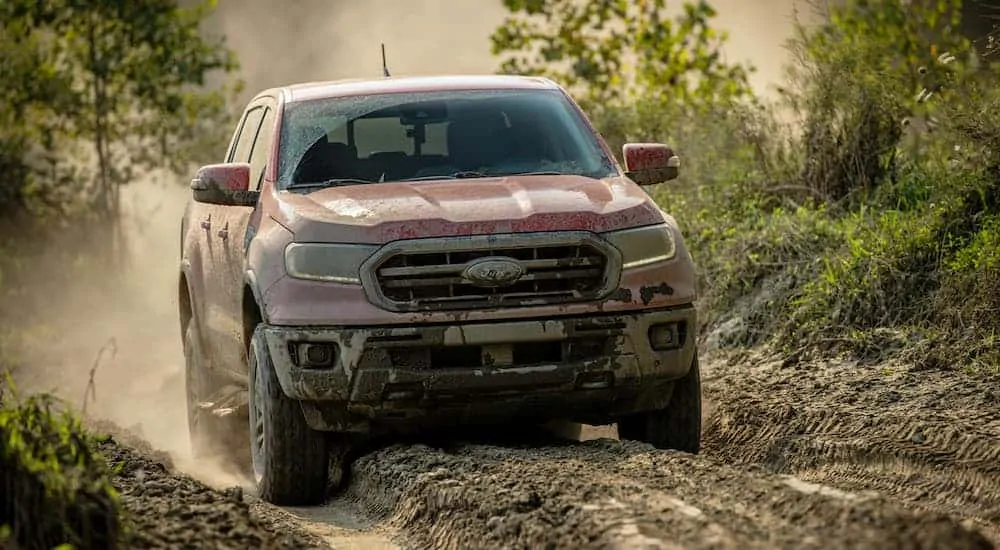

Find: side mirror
<box><xmin>190</xmin><ymin>163</ymin><xmax>258</xmax><ymax>206</ymax></box>
<box><xmin>622</xmin><ymin>143</ymin><xmax>680</xmax><ymax>186</ymax></box>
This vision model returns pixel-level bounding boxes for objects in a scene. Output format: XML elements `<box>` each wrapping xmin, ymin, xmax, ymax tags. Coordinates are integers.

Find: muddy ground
<box><xmin>89</xmin><ymin>349</ymin><xmax>999</xmax><ymax>550</ymax></box>
<box><xmin>89</xmin><ymin>423</ymin><xmax>323</xmax><ymax>549</ymax></box>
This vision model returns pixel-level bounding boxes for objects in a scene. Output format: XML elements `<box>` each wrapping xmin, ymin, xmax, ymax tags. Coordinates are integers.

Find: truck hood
<box><xmin>268</xmin><ymin>174</ymin><xmax>664</xmax><ymax>243</ymax></box>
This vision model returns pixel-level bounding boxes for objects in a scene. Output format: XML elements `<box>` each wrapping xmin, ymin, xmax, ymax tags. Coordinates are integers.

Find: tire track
<box><xmin>279</xmin><ymin>500</ymin><xmax>399</xmax><ymax>549</ymax></box>
<box><xmin>701</xmin><ymin>352</ymin><xmax>1000</xmax><ymax>544</ymax></box>
<box><xmin>337</xmin><ymin>438</ymin><xmax>992</xmax><ymax>550</ymax></box>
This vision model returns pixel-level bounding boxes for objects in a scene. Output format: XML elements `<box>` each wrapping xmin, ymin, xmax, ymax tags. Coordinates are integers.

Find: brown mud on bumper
<box><xmin>261</xmin><ymin>306</ymin><xmax>697</xmax><ymax>433</ymax></box>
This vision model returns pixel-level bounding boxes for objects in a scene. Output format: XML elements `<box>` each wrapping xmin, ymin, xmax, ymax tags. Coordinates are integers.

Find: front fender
<box><xmin>246</xmin><ymin>214</ymin><xmax>295</xmax><ymax>323</ymax></box>
<box><xmin>245</xmin><ymin>269</ymin><xmax>269</xmax><ymax>323</ymax></box>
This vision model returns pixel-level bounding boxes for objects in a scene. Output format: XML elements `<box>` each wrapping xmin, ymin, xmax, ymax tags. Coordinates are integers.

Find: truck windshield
<box><xmin>276</xmin><ymin>89</ymin><xmax>617</xmax><ymax>189</ymax></box>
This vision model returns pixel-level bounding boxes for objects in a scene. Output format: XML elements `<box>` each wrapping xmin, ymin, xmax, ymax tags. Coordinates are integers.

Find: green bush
<box><xmin>0</xmin><ymin>380</ymin><xmax>123</xmax><ymax>550</ymax></box>
<box><xmin>568</xmin><ymin>0</ymin><xmax>1000</xmax><ymax>372</ymax></box>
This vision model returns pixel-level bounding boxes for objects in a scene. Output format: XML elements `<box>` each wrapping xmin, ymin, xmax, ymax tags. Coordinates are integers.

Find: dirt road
<box><xmin>101</xmin><ymin>349</ymin><xmax>999</xmax><ymax>549</ymax></box>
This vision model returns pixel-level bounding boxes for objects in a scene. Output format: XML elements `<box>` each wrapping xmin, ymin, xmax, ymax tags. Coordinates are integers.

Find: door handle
<box><xmin>201</xmin><ymin>214</ymin><xmax>211</xmax><ymax>230</ymax></box>
<box><xmin>217</xmin><ymin>222</ymin><xmax>229</xmax><ymax>240</ymax></box>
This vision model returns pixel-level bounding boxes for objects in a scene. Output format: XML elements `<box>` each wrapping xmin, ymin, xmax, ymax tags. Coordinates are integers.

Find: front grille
<box><xmin>361</xmin><ymin>232</ymin><xmax>621</xmax><ymax>311</ymax></box>
<box><xmin>379</xmin><ymin>244</ymin><xmax>604</xmax><ymax>301</ymax></box>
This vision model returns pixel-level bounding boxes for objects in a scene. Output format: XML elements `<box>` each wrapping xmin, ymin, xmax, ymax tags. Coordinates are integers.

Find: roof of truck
<box><xmin>272</xmin><ymin>74</ymin><xmax>562</xmax><ymax>104</ymax></box>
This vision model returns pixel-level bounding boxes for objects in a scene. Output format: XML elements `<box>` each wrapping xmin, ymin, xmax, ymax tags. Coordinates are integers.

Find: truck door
<box><xmin>212</xmin><ymin>98</ymin><xmax>278</xmax><ymax>377</ymax></box>
<box><xmin>201</xmin><ymin>102</ymin><xmax>267</xmax><ymax>372</ymax></box>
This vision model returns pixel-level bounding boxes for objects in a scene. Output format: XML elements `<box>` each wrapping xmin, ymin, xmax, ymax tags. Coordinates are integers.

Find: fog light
<box><xmin>296</xmin><ymin>342</ymin><xmax>337</xmax><ymax>368</ymax></box>
<box><xmin>648</xmin><ymin>323</ymin><xmax>682</xmax><ymax>351</ymax></box>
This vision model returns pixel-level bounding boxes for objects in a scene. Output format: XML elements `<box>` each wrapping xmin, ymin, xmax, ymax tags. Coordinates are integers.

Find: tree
<box><xmin>0</xmin><ymin>7</ymin><xmax>78</xmax><ymax>218</ymax></box>
<box><xmin>0</xmin><ymin>0</ymin><xmax>240</xmax><ymax>261</ymax></box>
<box><xmin>489</xmin><ymin>0</ymin><xmax>754</xmax><ymax>111</ymax></box>
<box><xmin>784</xmin><ymin>0</ymin><xmax>972</xmax><ymax>200</ymax></box>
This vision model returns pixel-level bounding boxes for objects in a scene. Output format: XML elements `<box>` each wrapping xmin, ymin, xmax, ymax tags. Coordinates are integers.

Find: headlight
<box><xmin>601</xmin><ymin>223</ymin><xmax>676</xmax><ymax>269</ymax></box>
<box><xmin>284</xmin><ymin>243</ymin><xmax>379</xmax><ymax>284</ymax></box>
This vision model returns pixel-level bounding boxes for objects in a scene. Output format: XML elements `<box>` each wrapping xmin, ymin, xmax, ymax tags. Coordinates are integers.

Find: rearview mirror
<box><xmin>190</xmin><ymin>163</ymin><xmax>258</xmax><ymax>206</ymax></box>
<box><xmin>398</xmin><ymin>100</ymin><xmax>448</xmax><ymax>125</ymax></box>
<box><xmin>622</xmin><ymin>143</ymin><xmax>680</xmax><ymax>186</ymax></box>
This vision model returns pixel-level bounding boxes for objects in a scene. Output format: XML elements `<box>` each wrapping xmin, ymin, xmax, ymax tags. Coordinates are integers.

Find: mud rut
<box><xmin>103</xmin><ymin>351</ymin><xmax>1000</xmax><ymax>549</ymax></box>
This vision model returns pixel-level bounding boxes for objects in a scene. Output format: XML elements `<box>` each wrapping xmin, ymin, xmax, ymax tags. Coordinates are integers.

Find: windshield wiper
<box><xmin>398</xmin><ymin>171</ymin><xmax>490</xmax><ymax>182</ymax></box>
<box><xmin>503</xmin><ymin>170</ymin><xmax>571</xmax><ymax>177</ymax></box>
<box><xmin>451</xmin><ymin>170</ymin><xmax>489</xmax><ymax>178</ymax></box>
<box><xmin>286</xmin><ymin>178</ymin><xmax>373</xmax><ymax>189</ymax></box>
<box><xmin>398</xmin><ymin>170</ymin><xmax>578</xmax><ymax>182</ymax></box>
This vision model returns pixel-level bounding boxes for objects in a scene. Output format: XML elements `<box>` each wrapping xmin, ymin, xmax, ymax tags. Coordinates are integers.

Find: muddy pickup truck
<box><xmin>179</xmin><ymin>74</ymin><xmax>700</xmax><ymax>505</ymax></box>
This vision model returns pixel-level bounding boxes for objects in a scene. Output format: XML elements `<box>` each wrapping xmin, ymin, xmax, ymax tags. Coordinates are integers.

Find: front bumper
<box><xmin>260</xmin><ymin>306</ymin><xmax>697</xmax><ymax>433</ymax></box>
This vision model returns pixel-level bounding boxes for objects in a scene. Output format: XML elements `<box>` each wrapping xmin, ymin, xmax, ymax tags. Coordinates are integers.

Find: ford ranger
<box><xmin>179</xmin><ymin>75</ymin><xmax>700</xmax><ymax>506</ymax></box>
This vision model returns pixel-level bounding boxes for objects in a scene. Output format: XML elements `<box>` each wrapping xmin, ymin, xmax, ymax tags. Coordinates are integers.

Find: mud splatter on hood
<box><xmin>269</xmin><ymin>174</ymin><xmax>664</xmax><ymax>244</ymax></box>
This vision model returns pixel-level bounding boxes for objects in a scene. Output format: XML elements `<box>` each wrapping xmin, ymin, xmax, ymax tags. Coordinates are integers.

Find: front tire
<box><xmin>248</xmin><ymin>324</ymin><xmax>330</xmax><ymax>505</ymax></box>
<box><xmin>617</xmin><ymin>352</ymin><xmax>702</xmax><ymax>454</ymax></box>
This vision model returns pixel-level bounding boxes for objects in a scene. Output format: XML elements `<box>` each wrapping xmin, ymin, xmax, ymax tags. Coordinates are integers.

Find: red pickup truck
<box><xmin>179</xmin><ymin>74</ymin><xmax>700</xmax><ymax>505</ymax></box>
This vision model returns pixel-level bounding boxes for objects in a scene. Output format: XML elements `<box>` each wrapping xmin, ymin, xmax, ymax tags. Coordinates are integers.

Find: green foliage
<box><xmin>490</xmin><ymin>0</ymin><xmax>1000</xmax><ymax>372</ymax></box>
<box><xmin>0</xmin><ymin>379</ymin><xmax>123</xmax><ymax>549</ymax></box>
<box><xmin>759</xmin><ymin>0</ymin><xmax>1000</xmax><ymax>369</ymax></box>
<box><xmin>0</xmin><ymin>0</ymin><xmax>242</xmax><ymax>348</ymax></box>
<box><xmin>0</xmin><ymin>0</ymin><xmax>240</xmax><ymax>221</ymax></box>
<box><xmin>490</xmin><ymin>0</ymin><xmax>754</xmax><ymax>111</ymax></box>
<box><xmin>783</xmin><ymin>0</ymin><xmax>972</xmax><ymax>202</ymax></box>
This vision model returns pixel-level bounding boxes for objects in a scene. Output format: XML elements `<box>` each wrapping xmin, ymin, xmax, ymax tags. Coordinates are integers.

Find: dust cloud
<box><xmin>204</xmin><ymin>0</ymin><xmax>814</xmax><ymax>99</ymax></box>
<box><xmin>13</xmin><ymin>0</ymin><xmax>811</xmax><ymax>483</ymax></box>
<box><xmin>12</xmin><ymin>172</ymin><xmax>191</xmax><ymax>454</ymax></box>
<box><xmin>11</xmin><ymin>170</ymin><xmax>251</xmax><ymax>487</ymax></box>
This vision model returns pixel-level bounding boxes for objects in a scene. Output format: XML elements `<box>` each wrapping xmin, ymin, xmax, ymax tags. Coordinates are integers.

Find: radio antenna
<box><xmin>381</xmin><ymin>43</ymin><xmax>391</xmax><ymax>78</ymax></box>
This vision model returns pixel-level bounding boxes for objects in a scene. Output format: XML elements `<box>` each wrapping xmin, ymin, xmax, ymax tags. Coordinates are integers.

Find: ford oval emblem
<box><xmin>461</xmin><ymin>257</ymin><xmax>525</xmax><ymax>288</ymax></box>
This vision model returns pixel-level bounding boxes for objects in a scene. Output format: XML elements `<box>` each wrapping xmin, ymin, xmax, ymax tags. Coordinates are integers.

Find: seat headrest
<box><xmin>446</xmin><ymin>111</ymin><xmax>509</xmax><ymax>169</ymax></box>
<box><xmin>294</xmin><ymin>140</ymin><xmax>357</xmax><ymax>183</ymax></box>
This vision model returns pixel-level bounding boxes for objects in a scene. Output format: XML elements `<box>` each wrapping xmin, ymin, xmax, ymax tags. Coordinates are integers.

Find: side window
<box><xmin>230</xmin><ymin>107</ymin><xmax>266</xmax><ymax>163</ymax></box>
<box><xmin>248</xmin><ymin>107</ymin><xmax>276</xmax><ymax>190</ymax></box>
<box><xmin>223</xmin><ymin>106</ymin><xmax>251</xmax><ymax>161</ymax></box>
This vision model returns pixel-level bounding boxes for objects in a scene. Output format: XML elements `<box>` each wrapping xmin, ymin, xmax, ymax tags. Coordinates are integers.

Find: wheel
<box><xmin>248</xmin><ymin>324</ymin><xmax>331</xmax><ymax>505</ymax></box>
<box><xmin>185</xmin><ymin>318</ymin><xmax>239</xmax><ymax>460</ymax></box>
<box><xmin>617</xmin><ymin>352</ymin><xmax>702</xmax><ymax>454</ymax></box>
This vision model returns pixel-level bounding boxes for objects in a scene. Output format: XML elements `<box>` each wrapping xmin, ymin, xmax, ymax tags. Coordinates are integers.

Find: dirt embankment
<box><xmin>90</xmin><ymin>424</ymin><xmax>323</xmax><ymax>549</ymax></box>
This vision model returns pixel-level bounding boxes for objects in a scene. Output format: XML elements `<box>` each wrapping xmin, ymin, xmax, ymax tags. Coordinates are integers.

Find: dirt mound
<box><xmin>340</xmin><ymin>435</ymin><xmax>991</xmax><ymax>550</ymax></box>
<box><xmin>94</xmin><ymin>426</ymin><xmax>323</xmax><ymax>549</ymax></box>
<box><xmin>702</xmin><ymin>351</ymin><xmax>1000</xmax><ymax>544</ymax></box>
